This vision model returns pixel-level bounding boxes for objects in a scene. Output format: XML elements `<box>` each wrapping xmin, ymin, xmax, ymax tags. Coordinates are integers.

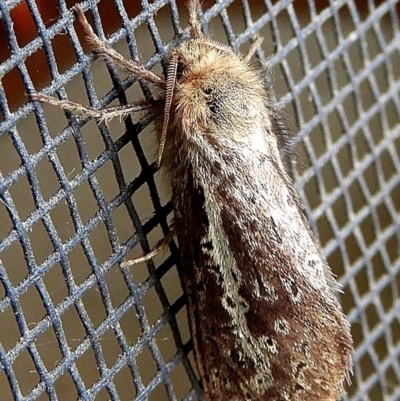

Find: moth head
<box><xmin>171</xmin><ymin>40</ymin><xmax>270</xmax><ymax>143</ymax></box>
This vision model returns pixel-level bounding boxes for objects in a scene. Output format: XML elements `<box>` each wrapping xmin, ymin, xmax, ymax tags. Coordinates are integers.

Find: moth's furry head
<box><xmin>171</xmin><ymin>40</ymin><xmax>270</xmax><ymax>143</ymax></box>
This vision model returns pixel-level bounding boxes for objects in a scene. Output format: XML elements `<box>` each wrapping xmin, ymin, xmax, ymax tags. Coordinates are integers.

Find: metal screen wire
<box><xmin>0</xmin><ymin>0</ymin><xmax>399</xmax><ymax>400</ymax></box>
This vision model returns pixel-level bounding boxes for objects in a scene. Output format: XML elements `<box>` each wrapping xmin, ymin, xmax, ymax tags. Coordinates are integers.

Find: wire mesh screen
<box><xmin>0</xmin><ymin>0</ymin><xmax>399</xmax><ymax>400</ymax></box>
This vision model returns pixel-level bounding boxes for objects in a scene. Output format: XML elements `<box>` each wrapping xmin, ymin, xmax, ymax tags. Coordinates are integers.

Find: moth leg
<box><xmin>244</xmin><ymin>36</ymin><xmax>264</xmax><ymax>61</ymax></box>
<box><xmin>120</xmin><ymin>229</ymin><xmax>176</xmax><ymax>267</ymax></box>
<box><xmin>75</xmin><ymin>5</ymin><xmax>165</xmax><ymax>89</ymax></box>
<box><xmin>31</xmin><ymin>94</ymin><xmax>149</xmax><ymax>121</ymax></box>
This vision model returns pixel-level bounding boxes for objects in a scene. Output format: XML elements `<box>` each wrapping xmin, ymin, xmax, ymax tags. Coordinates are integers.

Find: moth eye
<box><xmin>176</xmin><ymin>62</ymin><xmax>184</xmax><ymax>79</ymax></box>
<box><xmin>203</xmin><ymin>88</ymin><xmax>220</xmax><ymax>115</ymax></box>
<box><xmin>207</xmin><ymin>99</ymin><xmax>218</xmax><ymax>114</ymax></box>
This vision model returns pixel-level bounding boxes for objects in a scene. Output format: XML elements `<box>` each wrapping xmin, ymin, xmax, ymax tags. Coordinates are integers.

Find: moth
<box><xmin>32</xmin><ymin>1</ymin><xmax>353</xmax><ymax>400</ymax></box>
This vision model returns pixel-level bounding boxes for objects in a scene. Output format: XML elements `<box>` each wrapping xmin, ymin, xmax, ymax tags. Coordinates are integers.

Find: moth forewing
<box><xmin>31</xmin><ymin>2</ymin><xmax>353</xmax><ymax>400</ymax></box>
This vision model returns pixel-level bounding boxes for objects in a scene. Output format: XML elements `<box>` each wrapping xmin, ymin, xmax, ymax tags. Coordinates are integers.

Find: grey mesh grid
<box><xmin>0</xmin><ymin>0</ymin><xmax>399</xmax><ymax>400</ymax></box>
